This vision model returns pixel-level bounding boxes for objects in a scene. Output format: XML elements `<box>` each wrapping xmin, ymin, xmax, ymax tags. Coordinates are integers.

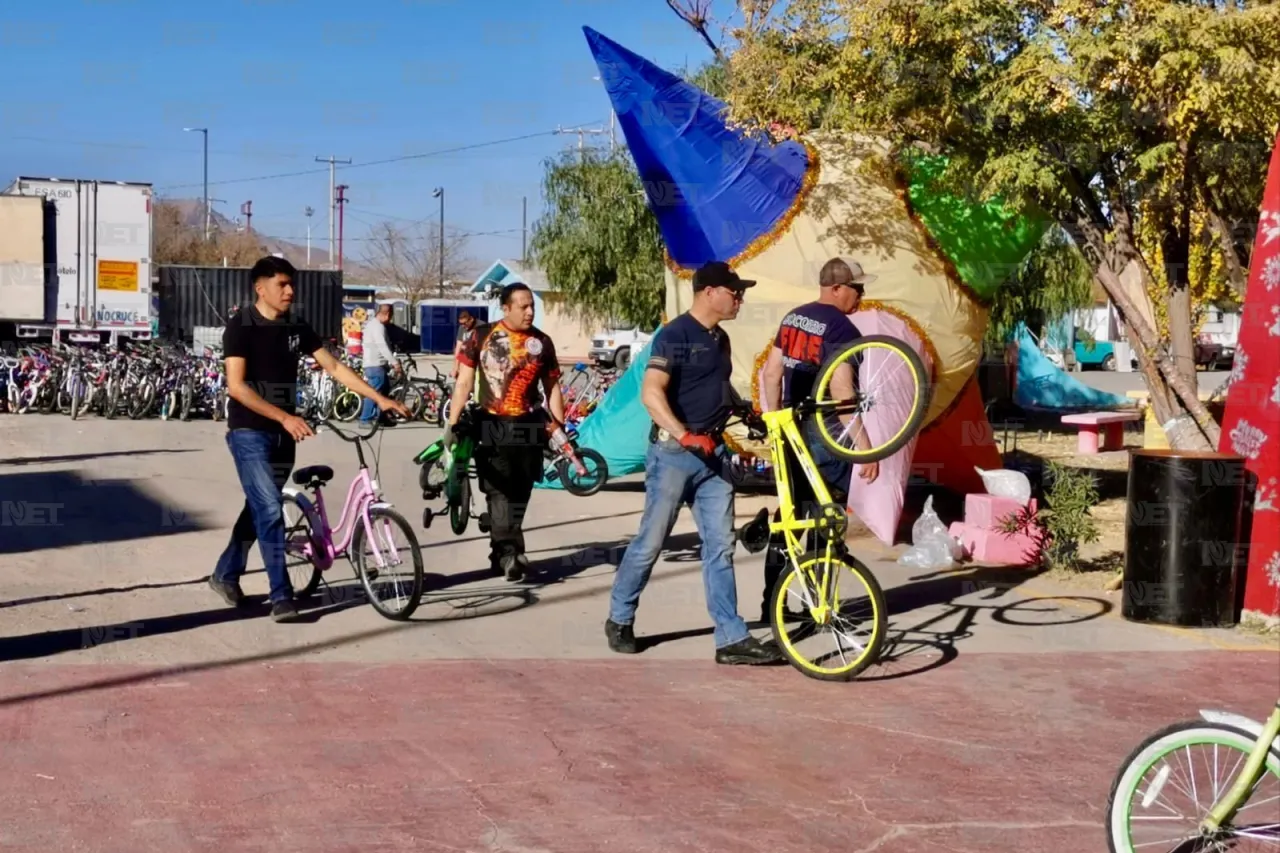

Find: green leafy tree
<box><xmin>527</xmin><ymin>146</ymin><xmax>666</xmax><ymax>329</ymax></box>
<box><xmin>678</xmin><ymin>0</ymin><xmax>1280</xmax><ymax>450</ymax></box>
<box><xmin>985</xmin><ymin>226</ymin><xmax>1096</xmax><ymax>350</ymax></box>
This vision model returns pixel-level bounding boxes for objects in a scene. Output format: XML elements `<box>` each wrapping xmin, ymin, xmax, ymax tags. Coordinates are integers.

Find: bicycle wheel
<box><xmin>557</xmin><ymin>448</ymin><xmax>609</xmax><ymax>497</ymax></box>
<box><xmin>770</xmin><ymin>549</ymin><xmax>887</xmax><ymax>681</ymax></box>
<box><xmin>450</xmin><ymin>474</ymin><xmax>471</xmax><ymax>535</ymax></box>
<box><xmin>281</xmin><ymin>493</ymin><xmax>323</xmax><ymax>598</ymax></box>
<box><xmin>332</xmin><ymin>390</ymin><xmax>361</xmax><ymax>422</ymax></box>
<box><xmin>350</xmin><ymin>506</ymin><xmax>425</xmax><ymax>620</ymax></box>
<box><xmin>1106</xmin><ymin>720</ymin><xmax>1280</xmax><ymax>852</ymax></box>
<box><xmin>810</xmin><ymin>335</ymin><xmax>930</xmax><ymax>464</ymax></box>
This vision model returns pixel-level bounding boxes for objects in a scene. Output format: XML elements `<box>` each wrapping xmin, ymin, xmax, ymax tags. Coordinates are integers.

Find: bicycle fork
<box><xmin>1200</xmin><ymin>701</ymin><xmax>1280</xmax><ymax>833</ymax></box>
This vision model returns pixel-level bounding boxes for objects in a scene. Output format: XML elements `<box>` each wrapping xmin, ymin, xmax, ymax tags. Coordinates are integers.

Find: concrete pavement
<box><xmin>1</xmin><ymin>413</ymin><xmax>1276</xmax><ymax>852</ymax></box>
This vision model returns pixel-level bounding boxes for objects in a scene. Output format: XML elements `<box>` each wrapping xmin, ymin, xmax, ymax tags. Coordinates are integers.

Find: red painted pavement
<box><xmin>1</xmin><ymin>651</ymin><xmax>1276</xmax><ymax>852</ymax></box>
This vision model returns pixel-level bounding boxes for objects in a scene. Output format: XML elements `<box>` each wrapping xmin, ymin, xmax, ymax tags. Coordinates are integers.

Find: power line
<box><xmin>154</xmin><ymin>125</ymin><xmax>604</xmax><ymax>192</ymax></box>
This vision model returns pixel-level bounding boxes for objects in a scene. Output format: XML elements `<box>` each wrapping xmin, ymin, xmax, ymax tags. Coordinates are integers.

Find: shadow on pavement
<box><xmin>0</xmin><ymin>470</ymin><xmax>210</xmax><ymax>555</ymax></box>
<box><xmin>0</xmin><ymin>449</ymin><xmax>199</xmax><ymax>467</ymax></box>
<box><xmin>859</xmin><ymin>565</ymin><xmax>1114</xmax><ymax>682</ymax></box>
<box><xmin>0</xmin><ymin>617</ymin><xmax>434</xmax><ymax>709</ymax></box>
<box><xmin>1</xmin><ymin>575</ymin><xmax>212</xmax><ymax>611</ymax></box>
<box><xmin>421</xmin><ymin>509</ymin><xmax>645</xmax><ymax>549</ymax></box>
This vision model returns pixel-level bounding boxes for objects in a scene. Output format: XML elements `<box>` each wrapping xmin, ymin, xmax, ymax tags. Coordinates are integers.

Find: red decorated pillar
<box><xmin>1218</xmin><ymin>130</ymin><xmax>1280</xmax><ymax>627</ymax></box>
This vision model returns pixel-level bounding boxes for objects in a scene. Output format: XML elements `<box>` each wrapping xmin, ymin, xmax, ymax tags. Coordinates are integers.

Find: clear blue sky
<box><xmin>0</xmin><ymin>0</ymin><xmax>717</xmax><ymax>270</ymax></box>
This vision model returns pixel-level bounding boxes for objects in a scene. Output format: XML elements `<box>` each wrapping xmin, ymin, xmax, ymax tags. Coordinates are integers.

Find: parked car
<box><xmin>589</xmin><ymin>327</ymin><xmax>652</xmax><ymax>371</ymax></box>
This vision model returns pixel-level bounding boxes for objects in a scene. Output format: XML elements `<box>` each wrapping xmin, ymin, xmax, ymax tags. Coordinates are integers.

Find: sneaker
<box><xmin>605</xmin><ymin>619</ymin><xmax>638</xmax><ymax>654</ymax></box>
<box><xmin>499</xmin><ymin>554</ymin><xmax>527</xmax><ymax>583</ymax></box>
<box><xmin>270</xmin><ymin>599</ymin><xmax>301</xmax><ymax>623</ymax></box>
<box><xmin>209</xmin><ymin>577</ymin><xmax>244</xmax><ymax>607</ymax></box>
<box><xmin>715</xmin><ymin>636</ymin><xmax>785</xmax><ymax>666</ymax></box>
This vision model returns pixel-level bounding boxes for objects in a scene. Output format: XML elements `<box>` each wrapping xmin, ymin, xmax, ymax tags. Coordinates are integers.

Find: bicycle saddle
<box><xmin>293</xmin><ymin>465</ymin><xmax>334</xmax><ymax>486</ymax></box>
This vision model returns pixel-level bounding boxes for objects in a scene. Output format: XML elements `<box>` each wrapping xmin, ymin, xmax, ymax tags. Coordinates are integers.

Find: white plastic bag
<box><xmin>975</xmin><ymin>466</ymin><xmax>1032</xmax><ymax>504</ymax></box>
<box><xmin>897</xmin><ymin>495</ymin><xmax>963</xmax><ymax>569</ymax></box>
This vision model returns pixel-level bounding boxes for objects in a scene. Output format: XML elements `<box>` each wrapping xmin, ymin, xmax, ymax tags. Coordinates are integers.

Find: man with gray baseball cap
<box><xmin>758</xmin><ymin>256</ymin><xmax>879</xmax><ymax>620</ymax></box>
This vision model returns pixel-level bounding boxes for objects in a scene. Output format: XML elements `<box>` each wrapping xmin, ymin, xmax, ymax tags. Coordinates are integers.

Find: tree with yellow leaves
<box><xmin>668</xmin><ymin>0</ymin><xmax>1280</xmax><ymax>450</ymax></box>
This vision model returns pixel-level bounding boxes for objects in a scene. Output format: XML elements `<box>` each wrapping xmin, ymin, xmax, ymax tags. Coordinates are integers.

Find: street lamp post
<box><xmin>433</xmin><ymin>186</ymin><xmax>445</xmax><ymax>298</ymax></box>
<box><xmin>183</xmin><ymin>127</ymin><xmax>209</xmax><ymax>240</ymax></box>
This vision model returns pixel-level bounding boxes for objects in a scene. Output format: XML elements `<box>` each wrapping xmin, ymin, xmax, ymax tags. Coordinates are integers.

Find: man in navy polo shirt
<box><xmin>605</xmin><ymin>261</ymin><xmax>783</xmax><ymax>666</ymax></box>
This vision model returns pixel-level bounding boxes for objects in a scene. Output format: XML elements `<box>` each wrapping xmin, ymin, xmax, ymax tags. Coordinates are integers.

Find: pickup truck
<box><xmin>589</xmin><ymin>327</ymin><xmax>652</xmax><ymax>371</ymax></box>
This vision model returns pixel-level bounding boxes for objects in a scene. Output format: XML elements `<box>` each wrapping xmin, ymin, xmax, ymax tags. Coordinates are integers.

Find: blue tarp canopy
<box><xmin>1011</xmin><ymin>322</ymin><xmax>1130</xmax><ymax>411</ymax></box>
<box><xmin>536</xmin><ymin>337</ymin><xmax>656</xmax><ymax>490</ymax></box>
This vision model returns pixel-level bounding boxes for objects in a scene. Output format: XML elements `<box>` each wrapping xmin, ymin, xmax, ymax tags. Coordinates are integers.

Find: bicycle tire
<box><xmin>557</xmin><ymin>447</ymin><xmax>609</xmax><ymax>497</ymax></box>
<box><xmin>282</xmin><ymin>492</ymin><xmax>323</xmax><ymax>598</ymax></box>
<box><xmin>351</xmin><ymin>506</ymin><xmax>425</xmax><ymax>621</ymax></box>
<box><xmin>332</xmin><ymin>391</ymin><xmax>361</xmax><ymax>422</ymax></box>
<box><xmin>1105</xmin><ymin>719</ymin><xmax>1280</xmax><ymax>852</ymax></box>
<box><xmin>810</xmin><ymin>335</ymin><xmax>930</xmax><ymax>464</ymax></box>
<box><xmin>769</xmin><ymin>549</ymin><xmax>887</xmax><ymax>682</ymax></box>
<box><xmin>450</xmin><ymin>474</ymin><xmax>471</xmax><ymax>535</ymax></box>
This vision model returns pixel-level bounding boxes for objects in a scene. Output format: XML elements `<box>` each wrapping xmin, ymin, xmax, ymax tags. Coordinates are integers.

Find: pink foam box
<box><xmin>949</xmin><ymin>520</ymin><xmax>1043</xmax><ymax>567</ymax></box>
<box><xmin>964</xmin><ymin>493</ymin><xmax>1028</xmax><ymax>530</ymax></box>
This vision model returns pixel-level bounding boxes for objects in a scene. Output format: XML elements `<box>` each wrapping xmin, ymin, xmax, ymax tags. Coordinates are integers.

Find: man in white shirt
<box><xmin>361</xmin><ymin>304</ymin><xmax>396</xmax><ymax>423</ymax></box>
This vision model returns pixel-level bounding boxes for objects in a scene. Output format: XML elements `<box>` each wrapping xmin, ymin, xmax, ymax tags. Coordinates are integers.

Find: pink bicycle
<box><xmin>281</xmin><ymin>416</ymin><xmax>425</xmax><ymax>620</ymax></box>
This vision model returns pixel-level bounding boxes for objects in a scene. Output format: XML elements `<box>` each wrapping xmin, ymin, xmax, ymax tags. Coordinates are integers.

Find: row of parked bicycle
<box><xmin>0</xmin><ymin>340</ymin><xmax>625</xmax><ymax>431</ymax></box>
<box><xmin>2</xmin><ymin>340</ymin><xmax>228</xmax><ymax>421</ymax></box>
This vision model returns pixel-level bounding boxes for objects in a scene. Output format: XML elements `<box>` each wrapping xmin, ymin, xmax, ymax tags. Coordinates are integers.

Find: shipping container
<box><xmin>0</xmin><ymin>195</ymin><xmax>55</xmax><ymax>324</ymax></box>
<box><xmin>156</xmin><ymin>265</ymin><xmax>344</xmax><ymax>343</ymax></box>
<box><xmin>418</xmin><ymin>299</ymin><xmax>490</xmax><ymax>354</ymax></box>
<box><xmin>1</xmin><ymin>176</ymin><xmax>154</xmax><ymax>346</ymax></box>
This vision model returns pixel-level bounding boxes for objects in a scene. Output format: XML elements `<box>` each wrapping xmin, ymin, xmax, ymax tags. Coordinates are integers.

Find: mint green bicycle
<box><xmin>1106</xmin><ymin>697</ymin><xmax>1280</xmax><ymax>850</ymax></box>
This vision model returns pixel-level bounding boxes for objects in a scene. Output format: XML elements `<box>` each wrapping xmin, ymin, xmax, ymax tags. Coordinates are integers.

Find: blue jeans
<box><xmin>802</xmin><ymin>416</ymin><xmax>852</xmax><ymax>495</ymax></box>
<box><xmin>609</xmin><ymin>440</ymin><xmax>750</xmax><ymax>649</ymax></box>
<box><xmin>212</xmin><ymin>429</ymin><xmax>297</xmax><ymax>603</ymax></box>
<box><xmin>360</xmin><ymin>366</ymin><xmax>387</xmax><ymax>422</ymax></box>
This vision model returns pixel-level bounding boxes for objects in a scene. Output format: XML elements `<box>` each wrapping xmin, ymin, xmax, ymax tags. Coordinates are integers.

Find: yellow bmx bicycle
<box><xmin>735</xmin><ymin>334</ymin><xmax>931</xmax><ymax>681</ymax></box>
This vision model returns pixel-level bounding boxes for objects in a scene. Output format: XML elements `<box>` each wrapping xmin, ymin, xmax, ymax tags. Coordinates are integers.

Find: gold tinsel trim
<box><xmin>856</xmin><ymin>300</ymin><xmax>941</xmax><ymax>388</ymax></box>
<box><xmin>751</xmin><ymin>337</ymin><xmax>772</xmax><ymax>414</ymax></box>
<box><xmin>665</xmin><ymin>140</ymin><xmax>822</xmax><ymax>279</ymax></box>
<box><xmin>720</xmin><ymin>334</ymin><xmax>779</xmax><ymax>462</ymax></box>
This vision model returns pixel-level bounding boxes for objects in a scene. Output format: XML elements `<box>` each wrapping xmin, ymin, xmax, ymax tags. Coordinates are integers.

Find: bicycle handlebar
<box><xmin>305</xmin><ymin>415</ymin><xmax>381</xmax><ymax>443</ymax></box>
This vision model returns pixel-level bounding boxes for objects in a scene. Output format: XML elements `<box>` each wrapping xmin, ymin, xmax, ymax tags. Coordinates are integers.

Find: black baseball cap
<box><xmin>692</xmin><ymin>260</ymin><xmax>756</xmax><ymax>293</ymax></box>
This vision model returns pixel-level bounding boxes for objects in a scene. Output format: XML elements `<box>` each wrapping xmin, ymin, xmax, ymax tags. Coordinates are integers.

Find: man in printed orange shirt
<box><xmin>445</xmin><ymin>283</ymin><xmax>567</xmax><ymax>581</ymax></box>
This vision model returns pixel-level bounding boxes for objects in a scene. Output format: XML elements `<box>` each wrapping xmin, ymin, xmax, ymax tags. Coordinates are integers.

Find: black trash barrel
<box><xmin>1123</xmin><ymin>449</ymin><xmax>1247</xmax><ymax>627</ymax></box>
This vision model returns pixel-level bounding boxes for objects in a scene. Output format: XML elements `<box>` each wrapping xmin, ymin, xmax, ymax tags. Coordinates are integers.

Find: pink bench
<box><xmin>1060</xmin><ymin>411</ymin><xmax>1141</xmax><ymax>454</ymax></box>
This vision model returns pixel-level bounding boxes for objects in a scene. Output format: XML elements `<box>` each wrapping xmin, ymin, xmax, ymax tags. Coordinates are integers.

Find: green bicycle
<box><xmin>414</xmin><ymin>404</ymin><xmax>488</xmax><ymax>537</ymax></box>
<box><xmin>1105</xmin><ymin>696</ymin><xmax>1280</xmax><ymax>850</ymax></box>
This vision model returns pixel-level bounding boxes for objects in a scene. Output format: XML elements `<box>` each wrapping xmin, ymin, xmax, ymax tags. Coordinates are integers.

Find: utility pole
<box><xmin>521</xmin><ymin>196</ymin><xmax>527</xmax><ymax>263</ymax></box>
<box><xmin>304</xmin><ymin>206</ymin><xmax>314</xmax><ymax>267</ymax></box>
<box><xmin>240</xmin><ymin>200</ymin><xmax>252</xmax><ymax>233</ymax></box>
<box><xmin>592</xmin><ymin>75</ymin><xmax>617</xmax><ymax>152</ymax></box>
<box><xmin>184</xmin><ymin>127</ymin><xmax>210</xmax><ymax>240</ymax></box>
<box><xmin>555</xmin><ymin>125</ymin><xmax>606</xmax><ymax>162</ymax></box>
<box><xmin>335</xmin><ymin>184</ymin><xmax>348</xmax><ymax>271</ymax></box>
<box><xmin>432</xmin><ymin>187</ymin><xmax>445</xmax><ymax>298</ymax></box>
<box><xmin>315</xmin><ymin>155</ymin><xmax>351</xmax><ymax>269</ymax></box>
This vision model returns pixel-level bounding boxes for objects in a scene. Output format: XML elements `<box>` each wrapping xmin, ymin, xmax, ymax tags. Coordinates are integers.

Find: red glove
<box><xmin>678</xmin><ymin>432</ymin><xmax>718</xmax><ymax>456</ymax></box>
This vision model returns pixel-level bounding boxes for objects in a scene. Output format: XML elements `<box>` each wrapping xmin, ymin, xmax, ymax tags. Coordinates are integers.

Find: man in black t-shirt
<box><xmin>605</xmin><ymin>261</ymin><xmax>783</xmax><ymax>667</ymax></box>
<box><xmin>209</xmin><ymin>256</ymin><xmax>410</xmax><ymax>622</ymax></box>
